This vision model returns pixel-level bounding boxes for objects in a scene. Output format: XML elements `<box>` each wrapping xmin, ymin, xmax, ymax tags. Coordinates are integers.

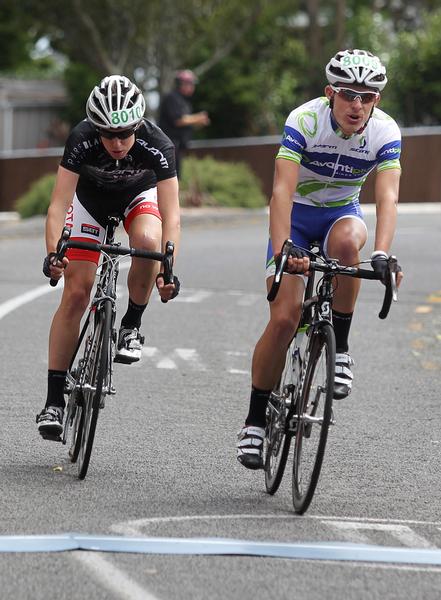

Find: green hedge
<box><xmin>15</xmin><ymin>173</ymin><xmax>55</xmax><ymax>218</ymax></box>
<box><xmin>180</xmin><ymin>156</ymin><xmax>266</xmax><ymax>208</ymax></box>
<box><xmin>15</xmin><ymin>156</ymin><xmax>266</xmax><ymax>218</ymax></box>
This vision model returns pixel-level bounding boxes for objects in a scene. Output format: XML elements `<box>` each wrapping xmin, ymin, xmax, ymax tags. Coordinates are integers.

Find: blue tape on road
<box><xmin>0</xmin><ymin>535</ymin><xmax>441</xmax><ymax>565</ymax></box>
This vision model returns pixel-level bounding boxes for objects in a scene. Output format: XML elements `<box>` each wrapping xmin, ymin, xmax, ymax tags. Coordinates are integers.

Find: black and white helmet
<box><xmin>86</xmin><ymin>75</ymin><xmax>146</xmax><ymax>130</ymax></box>
<box><xmin>325</xmin><ymin>49</ymin><xmax>387</xmax><ymax>91</ymax></box>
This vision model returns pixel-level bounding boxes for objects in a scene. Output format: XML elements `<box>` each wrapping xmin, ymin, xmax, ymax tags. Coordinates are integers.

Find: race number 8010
<box><xmin>111</xmin><ymin>107</ymin><xmax>142</xmax><ymax>125</ymax></box>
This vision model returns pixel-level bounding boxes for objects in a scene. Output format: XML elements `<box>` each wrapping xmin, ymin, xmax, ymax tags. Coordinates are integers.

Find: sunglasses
<box><xmin>98</xmin><ymin>127</ymin><xmax>137</xmax><ymax>140</ymax></box>
<box><xmin>330</xmin><ymin>85</ymin><xmax>379</xmax><ymax>104</ymax></box>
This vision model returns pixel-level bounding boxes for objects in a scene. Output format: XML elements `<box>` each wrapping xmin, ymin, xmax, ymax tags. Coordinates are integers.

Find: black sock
<box><xmin>332</xmin><ymin>310</ymin><xmax>353</xmax><ymax>353</ymax></box>
<box><xmin>45</xmin><ymin>370</ymin><xmax>67</xmax><ymax>409</ymax></box>
<box><xmin>121</xmin><ymin>298</ymin><xmax>147</xmax><ymax>330</ymax></box>
<box><xmin>245</xmin><ymin>386</ymin><xmax>271</xmax><ymax>428</ymax></box>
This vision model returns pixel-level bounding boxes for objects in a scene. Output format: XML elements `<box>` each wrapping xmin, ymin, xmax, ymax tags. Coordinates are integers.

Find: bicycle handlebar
<box><xmin>267</xmin><ymin>239</ymin><xmax>399</xmax><ymax>319</ymax></box>
<box><xmin>49</xmin><ymin>227</ymin><xmax>175</xmax><ymax>297</ymax></box>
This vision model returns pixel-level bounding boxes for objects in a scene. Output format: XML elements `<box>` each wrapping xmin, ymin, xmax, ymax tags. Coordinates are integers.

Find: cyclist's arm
<box><xmin>45</xmin><ymin>166</ymin><xmax>79</xmax><ymax>253</ymax></box>
<box><xmin>372</xmin><ymin>167</ymin><xmax>401</xmax><ymax>254</ymax></box>
<box><xmin>269</xmin><ymin>158</ymin><xmax>300</xmax><ymax>254</ymax></box>
<box><xmin>156</xmin><ymin>176</ymin><xmax>181</xmax><ymax>257</ymax></box>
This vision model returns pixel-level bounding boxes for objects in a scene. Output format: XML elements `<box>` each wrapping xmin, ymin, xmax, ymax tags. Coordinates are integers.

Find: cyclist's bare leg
<box><xmin>126</xmin><ymin>213</ymin><xmax>162</xmax><ymax>304</ymax></box>
<box><xmin>238</xmin><ymin>275</ymin><xmax>304</xmax><ymax>467</ymax></box>
<box><xmin>326</xmin><ymin>216</ymin><xmax>367</xmax><ymax>397</ymax></box>
<box><xmin>252</xmin><ymin>274</ymin><xmax>305</xmax><ymax>391</ymax></box>
<box><xmin>48</xmin><ymin>260</ymin><xmax>97</xmax><ymax>371</ymax></box>
<box><xmin>326</xmin><ymin>216</ymin><xmax>367</xmax><ymax>313</ymax></box>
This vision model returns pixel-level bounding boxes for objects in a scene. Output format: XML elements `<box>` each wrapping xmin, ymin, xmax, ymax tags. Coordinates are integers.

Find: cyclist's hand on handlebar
<box><xmin>371</xmin><ymin>251</ymin><xmax>403</xmax><ymax>287</ymax></box>
<box><xmin>156</xmin><ymin>273</ymin><xmax>180</xmax><ymax>302</ymax></box>
<box><xmin>276</xmin><ymin>246</ymin><xmax>310</xmax><ymax>275</ymax></box>
<box><xmin>43</xmin><ymin>252</ymin><xmax>69</xmax><ymax>281</ymax></box>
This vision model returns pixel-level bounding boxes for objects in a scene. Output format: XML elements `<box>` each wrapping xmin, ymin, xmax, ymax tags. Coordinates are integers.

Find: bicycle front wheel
<box><xmin>264</xmin><ymin>340</ymin><xmax>296</xmax><ymax>494</ymax></box>
<box><xmin>77</xmin><ymin>300</ymin><xmax>111</xmax><ymax>479</ymax></box>
<box><xmin>292</xmin><ymin>323</ymin><xmax>335</xmax><ymax>514</ymax></box>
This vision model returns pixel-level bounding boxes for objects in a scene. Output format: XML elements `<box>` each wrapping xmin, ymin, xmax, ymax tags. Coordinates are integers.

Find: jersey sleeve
<box><xmin>276</xmin><ymin>109</ymin><xmax>307</xmax><ymax>164</ymax></box>
<box><xmin>154</xmin><ymin>141</ymin><xmax>177</xmax><ymax>181</ymax></box>
<box><xmin>138</xmin><ymin>126</ymin><xmax>177</xmax><ymax>181</ymax></box>
<box><xmin>375</xmin><ymin>117</ymin><xmax>402</xmax><ymax>172</ymax></box>
<box><xmin>59</xmin><ymin>124</ymin><xmax>92</xmax><ymax>174</ymax></box>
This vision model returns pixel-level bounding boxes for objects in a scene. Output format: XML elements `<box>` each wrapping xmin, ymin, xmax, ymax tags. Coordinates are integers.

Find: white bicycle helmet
<box><xmin>86</xmin><ymin>75</ymin><xmax>146</xmax><ymax>130</ymax></box>
<box><xmin>325</xmin><ymin>49</ymin><xmax>387</xmax><ymax>91</ymax></box>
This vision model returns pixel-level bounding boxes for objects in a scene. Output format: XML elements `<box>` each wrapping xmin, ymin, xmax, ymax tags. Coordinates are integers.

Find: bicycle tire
<box><xmin>292</xmin><ymin>322</ymin><xmax>335</xmax><ymax>514</ymax></box>
<box><xmin>264</xmin><ymin>339</ymin><xmax>296</xmax><ymax>494</ymax></box>
<box><xmin>77</xmin><ymin>300</ymin><xmax>111</xmax><ymax>479</ymax></box>
<box><xmin>68</xmin><ymin>388</ymin><xmax>84</xmax><ymax>463</ymax></box>
<box><xmin>63</xmin><ymin>329</ymin><xmax>90</xmax><ymax>463</ymax></box>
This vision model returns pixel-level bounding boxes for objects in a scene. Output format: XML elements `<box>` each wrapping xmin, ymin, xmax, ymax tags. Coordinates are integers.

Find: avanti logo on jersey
<box><xmin>81</xmin><ymin>223</ymin><xmax>100</xmax><ymax>236</ymax></box>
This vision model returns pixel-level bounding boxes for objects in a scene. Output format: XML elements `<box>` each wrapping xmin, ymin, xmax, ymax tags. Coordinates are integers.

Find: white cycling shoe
<box><xmin>237</xmin><ymin>425</ymin><xmax>265</xmax><ymax>470</ymax></box>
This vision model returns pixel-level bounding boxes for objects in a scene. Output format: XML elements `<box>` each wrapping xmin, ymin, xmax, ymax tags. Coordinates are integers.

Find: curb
<box><xmin>0</xmin><ymin>208</ymin><xmax>270</xmax><ymax>240</ymax></box>
<box><xmin>0</xmin><ymin>203</ymin><xmax>439</xmax><ymax>240</ymax></box>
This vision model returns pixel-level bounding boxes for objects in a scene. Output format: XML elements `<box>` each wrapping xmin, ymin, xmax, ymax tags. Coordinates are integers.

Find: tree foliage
<box><xmin>387</xmin><ymin>8</ymin><xmax>441</xmax><ymax>125</ymax></box>
<box><xmin>1</xmin><ymin>0</ymin><xmax>440</xmax><ymax>132</ymax></box>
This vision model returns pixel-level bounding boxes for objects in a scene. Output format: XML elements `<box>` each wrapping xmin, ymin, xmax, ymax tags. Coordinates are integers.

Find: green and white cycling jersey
<box><xmin>277</xmin><ymin>96</ymin><xmax>401</xmax><ymax>208</ymax></box>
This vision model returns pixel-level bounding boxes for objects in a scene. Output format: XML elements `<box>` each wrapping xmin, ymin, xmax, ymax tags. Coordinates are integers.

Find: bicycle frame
<box><xmin>64</xmin><ymin>218</ymin><xmax>120</xmax><ymax>406</ymax></box>
<box><xmin>264</xmin><ymin>239</ymin><xmax>398</xmax><ymax>511</ymax></box>
<box><xmin>52</xmin><ymin>218</ymin><xmax>176</xmax><ymax>478</ymax></box>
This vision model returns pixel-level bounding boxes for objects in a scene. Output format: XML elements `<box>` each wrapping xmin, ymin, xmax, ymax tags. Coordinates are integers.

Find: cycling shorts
<box><xmin>64</xmin><ymin>188</ymin><xmax>161</xmax><ymax>264</ymax></box>
<box><xmin>266</xmin><ymin>201</ymin><xmax>366</xmax><ymax>279</ymax></box>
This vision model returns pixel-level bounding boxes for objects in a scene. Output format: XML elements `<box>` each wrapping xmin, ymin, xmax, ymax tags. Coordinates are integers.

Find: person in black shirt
<box><xmin>37</xmin><ymin>75</ymin><xmax>181</xmax><ymax>439</ymax></box>
<box><xmin>159</xmin><ymin>69</ymin><xmax>210</xmax><ymax>177</ymax></box>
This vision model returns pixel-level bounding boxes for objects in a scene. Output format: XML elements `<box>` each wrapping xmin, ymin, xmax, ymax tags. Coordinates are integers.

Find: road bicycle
<box><xmin>49</xmin><ymin>217</ymin><xmax>175</xmax><ymax>479</ymax></box>
<box><xmin>264</xmin><ymin>239</ymin><xmax>399</xmax><ymax>514</ymax></box>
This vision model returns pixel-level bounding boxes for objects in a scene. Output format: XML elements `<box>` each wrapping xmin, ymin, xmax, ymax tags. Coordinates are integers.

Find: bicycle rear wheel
<box><xmin>77</xmin><ymin>300</ymin><xmax>111</xmax><ymax>479</ymax></box>
<box><xmin>264</xmin><ymin>340</ymin><xmax>297</xmax><ymax>494</ymax></box>
<box><xmin>292</xmin><ymin>323</ymin><xmax>335</xmax><ymax>514</ymax></box>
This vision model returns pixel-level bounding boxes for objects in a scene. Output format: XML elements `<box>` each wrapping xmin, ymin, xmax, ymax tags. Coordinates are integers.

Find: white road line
<box><xmin>156</xmin><ymin>356</ymin><xmax>177</xmax><ymax>369</ymax></box>
<box><xmin>227</xmin><ymin>291</ymin><xmax>260</xmax><ymax>306</ymax></box>
<box><xmin>327</xmin><ymin>521</ymin><xmax>436</xmax><ymax>549</ymax></box>
<box><xmin>0</xmin><ymin>283</ymin><xmax>62</xmax><ymax>321</ymax></box>
<box><xmin>141</xmin><ymin>347</ymin><xmax>207</xmax><ymax>371</ymax></box>
<box><xmin>111</xmin><ymin>513</ymin><xmax>441</xmax><ymax>536</ymax></box>
<box><xmin>175</xmin><ymin>348</ymin><xmax>207</xmax><ymax>371</ymax></box>
<box><xmin>285</xmin><ymin>559</ymin><xmax>441</xmax><ymax>574</ymax></box>
<box><xmin>173</xmin><ymin>289</ymin><xmax>213</xmax><ymax>303</ymax></box>
<box><xmin>72</xmin><ymin>551</ymin><xmax>160</xmax><ymax>600</ymax></box>
<box><xmin>142</xmin><ymin>347</ymin><xmax>159</xmax><ymax>358</ymax></box>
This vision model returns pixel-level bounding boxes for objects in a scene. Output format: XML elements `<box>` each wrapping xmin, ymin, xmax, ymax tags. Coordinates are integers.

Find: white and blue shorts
<box><xmin>266</xmin><ymin>202</ymin><xmax>366</xmax><ymax>279</ymax></box>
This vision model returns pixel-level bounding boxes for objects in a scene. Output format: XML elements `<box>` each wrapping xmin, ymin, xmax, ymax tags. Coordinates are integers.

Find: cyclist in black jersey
<box><xmin>37</xmin><ymin>75</ymin><xmax>181</xmax><ymax>439</ymax></box>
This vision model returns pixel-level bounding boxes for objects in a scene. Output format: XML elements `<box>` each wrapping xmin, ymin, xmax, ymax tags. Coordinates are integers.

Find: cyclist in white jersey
<box><xmin>237</xmin><ymin>49</ymin><xmax>403</xmax><ymax>470</ymax></box>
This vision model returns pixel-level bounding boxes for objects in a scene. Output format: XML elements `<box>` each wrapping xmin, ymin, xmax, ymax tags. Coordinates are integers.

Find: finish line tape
<box><xmin>1</xmin><ymin>535</ymin><xmax>441</xmax><ymax>565</ymax></box>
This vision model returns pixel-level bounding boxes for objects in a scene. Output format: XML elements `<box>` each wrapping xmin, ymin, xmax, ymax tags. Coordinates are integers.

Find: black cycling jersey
<box><xmin>60</xmin><ymin>119</ymin><xmax>176</xmax><ymax>221</ymax></box>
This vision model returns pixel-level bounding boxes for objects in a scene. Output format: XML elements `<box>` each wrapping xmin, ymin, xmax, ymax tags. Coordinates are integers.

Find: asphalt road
<box><xmin>1</xmin><ymin>206</ymin><xmax>441</xmax><ymax>600</ymax></box>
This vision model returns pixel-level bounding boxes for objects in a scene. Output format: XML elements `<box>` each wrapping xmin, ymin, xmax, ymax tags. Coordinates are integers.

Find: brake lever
<box><xmin>49</xmin><ymin>226</ymin><xmax>72</xmax><ymax>287</ymax></box>
<box><xmin>388</xmin><ymin>256</ymin><xmax>399</xmax><ymax>302</ymax></box>
<box><xmin>161</xmin><ymin>241</ymin><xmax>175</xmax><ymax>304</ymax></box>
<box><xmin>267</xmin><ymin>238</ymin><xmax>294</xmax><ymax>302</ymax></box>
